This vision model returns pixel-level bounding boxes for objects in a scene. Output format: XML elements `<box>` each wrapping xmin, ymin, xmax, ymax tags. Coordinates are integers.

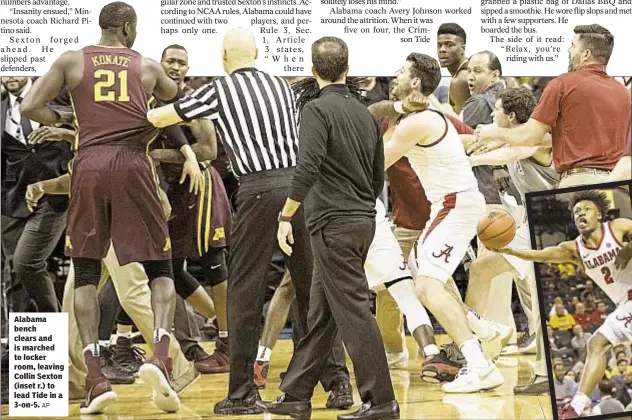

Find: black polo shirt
<box><xmin>289</xmin><ymin>84</ymin><xmax>384</xmax><ymax>234</ymax></box>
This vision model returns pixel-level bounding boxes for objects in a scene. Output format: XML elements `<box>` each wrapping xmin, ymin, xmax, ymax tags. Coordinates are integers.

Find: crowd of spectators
<box><xmin>543</xmin><ymin>262</ymin><xmax>632</xmax><ymax>413</ymax></box>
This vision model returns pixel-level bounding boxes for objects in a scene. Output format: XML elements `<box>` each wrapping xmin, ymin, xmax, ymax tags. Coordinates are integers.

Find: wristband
<box><xmin>393</xmin><ymin>101</ymin><xmax>406</xmax><ymax>114</ymax></box>
<box><xmin>278</xmin><ymin>212</ymin><xmax>292</xmax><ymax>222</ymax></box>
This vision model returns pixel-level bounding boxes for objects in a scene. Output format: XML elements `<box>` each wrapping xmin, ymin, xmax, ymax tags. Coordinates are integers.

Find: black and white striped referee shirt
<box><xmin>173</xmin><ymin>67</ymin><xmax>300</xmax><ymax>178</ymax></box>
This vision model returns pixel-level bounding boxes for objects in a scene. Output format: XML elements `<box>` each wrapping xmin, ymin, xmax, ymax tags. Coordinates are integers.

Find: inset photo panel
<box><xmin>518</xmin><ymin>181</ymin><xmax>632</xmax><ymax>420</ymax></box>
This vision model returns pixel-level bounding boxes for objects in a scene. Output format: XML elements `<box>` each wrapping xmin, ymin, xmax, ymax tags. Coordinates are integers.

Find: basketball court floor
<box><xmin>1</xmin><ymin>336</ymin><xmax>553</xmax><ymax>419</ymax></box>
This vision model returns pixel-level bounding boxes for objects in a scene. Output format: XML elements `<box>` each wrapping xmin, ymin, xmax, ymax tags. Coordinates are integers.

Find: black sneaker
<box><xmin>326</xmin><ymin>380</ymin><xmax>353</xmax><ymax>409</ymax></box>
<box><xmin>440</xmin><ymin>343</ymin><xmax>466</xmax><ymax>365</ymax></box>
<box><xmin>214</xmin><ymin>389</ymin><xmax>264</xmax><ymax>415</ymax></box>
<box><xmin>112</xmin><ymin>336</ymin><xmax>145</xmax><ymax>373</ymax></box>
<box><xmin>100</xmin><ymin>346</ymin><xmax>135</xmax><ymax>385</ymax></box>
<box><xmin>421</xmin><ymin>350</ymin><xmax>464</xmax><ymax>383</ymax></box>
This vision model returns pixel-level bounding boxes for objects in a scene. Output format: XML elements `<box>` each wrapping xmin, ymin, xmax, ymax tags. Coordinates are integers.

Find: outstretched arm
<box><xmin>151</xmin><ymin>120</ymin><xmax>218</xmax><ymax>163</ymax></box>
<box><xmin>21</xmin><ymin>52</ymin><xmax>74</xmax><ymax>125</ymax></box>
<box><xmin>476</xmin><ymin>118</ymin><xmax>551</xmax><ymax>147</ymax></box>
<box><xmin>496</xmin><ymin>241</ymin><xmax>580</xmax><ymax>265</ymax></box>
<box><xmin>612</xmin><ymin>218</ymin><xmax>632</xmax><ymax>270</ymax></box>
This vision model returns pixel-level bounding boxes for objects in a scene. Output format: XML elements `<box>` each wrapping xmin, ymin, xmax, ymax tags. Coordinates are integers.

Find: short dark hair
<box><xmin>471</xmin><ymin>50</ymin><xmax>502</xmax><ymax>76</ymax></box>
<box><xmin>311</xmin><ymin>37</ymin><xmax>348</xmax><ymax>82</ymax></box>
<box><xmin>161</xmin><ymin>44</ymin><xmax>187</xmax><ymax>61</ymax></box>
<box><xmin>497</xmin><ymin>88</ymin><xmax>537</xmax><ymax>124</ymax></box>
<box><xmin>99</xmin><ymin>2</ymin><xmax>136</xmax><ymax>30</ymax></box>
<box><xmin>573</xmin><ymin>24</ymin><xmax>614</xmax><ymax>65</ymax></box>
<box><xmin>570</xmin><ymin>190</ymin><xmax>611</xmax><ymax>220</ymax></box>
<box><xmin>598</xmin><ymin>379</ymin><xmax>614</xmax><ymax>396</ymax></box>
<box><xmin>406</xmin><ymin>53</ymin><xmax>441</xmax><ymax>96</ymax></box>
<box><xmin>437</xmin><ymin>23</ymin><xmax>467</xmax><ymax>44</ymax></box>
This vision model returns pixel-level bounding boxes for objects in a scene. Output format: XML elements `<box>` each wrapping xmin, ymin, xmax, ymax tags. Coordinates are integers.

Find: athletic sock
<box><xmin>570</xmin><ymin>392</ymin><xmax>590</xmax><ymax>415</ymax></box>
<box><xmin>423</xmin><ymin>344</ymin><xmax>440</xmax><ymax>357</ymax></box>
<box><xmin>257</xmin><ymin>345</ymin><xmax>271</xmax><ymax>362</ymax></box>
<box><xmin>98</xmin><ymin>340</ymin><xmax>110</xmax><ymax>349</ymax></box>
<box><xmin>117</xmin><ymin>324</ymin><xmax>133</xmax><ymax>337</ymax></box>
<box><xmin>219</xmin><ymin>330</ymin><xmax>228</xmax><ymax>339</ymax></box>
<box><xmin>153</xmin><ymin>328</ymin><xmax>171</xmax><ymax>358</ymax></box>
<box><xmin>83</xmin><ymin>343</ymin><xmax>101</xmax><ymax>377</ymax></box>
<box><xmin>459</xmin><ymin>337</ymin><xmax>490</xmax><ymax>371</ymax></box>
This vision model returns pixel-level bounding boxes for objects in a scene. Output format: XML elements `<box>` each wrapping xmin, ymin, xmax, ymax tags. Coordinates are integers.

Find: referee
<box><xmin>262</xmin><ymin>37</ymin><xmax>399</xmax><ymax>420</ymax></box>
<box><xmin>148</xmin><ymin>28</ymin><xmax>350</xmax><ymax>415</ymax></box>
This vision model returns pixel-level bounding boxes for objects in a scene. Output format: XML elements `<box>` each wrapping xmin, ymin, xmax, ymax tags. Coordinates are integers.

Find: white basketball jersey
<box><xmin>575</xmin><ymin>222</ymin><xmax>632</xmax><ymax>305</ymax></box>
<box><xmin>404</xmin><ymin>110</ymin><xmax>479</xmax><ymax>203</ymax></box>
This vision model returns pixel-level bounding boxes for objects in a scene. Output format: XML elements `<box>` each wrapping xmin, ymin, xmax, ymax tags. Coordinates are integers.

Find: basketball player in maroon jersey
<box><xmin>150</xmin><ymin>44</ymin><xmax>232</xmax><ymax>373</ymax></box>
<box><xmin>20</xmin><ymin>2</ymin><xmax>202</xmax><ymax>414</ymax></box>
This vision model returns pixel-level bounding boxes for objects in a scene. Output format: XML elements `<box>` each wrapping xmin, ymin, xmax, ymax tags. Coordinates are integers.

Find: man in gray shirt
<box><xmin>553</xmin><ymin>362</ymin><xmax>576</xmax><ymax>399</ymax></box>
<box><xmin>593</xmin><ymin>380</ymin><xmax>625</xmax><ymax>415</ymax></box>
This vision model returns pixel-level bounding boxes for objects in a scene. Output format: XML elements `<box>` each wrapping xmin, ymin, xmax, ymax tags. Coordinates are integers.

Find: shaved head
<box><xmin>222</xmin><ymin>28</ymin><xmax>257</xmax><ymax>73</ymax></box>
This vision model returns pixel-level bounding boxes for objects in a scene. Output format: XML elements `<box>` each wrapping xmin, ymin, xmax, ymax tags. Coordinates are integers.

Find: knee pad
<box><xmin>201</xmin><ymin>248</ymin><xmax>229</xmax><ymax>287</ymax></box>
<box><xmin>73</xmin><ymin>258</ymin><xmax>102</xmax><ymax>289</ymax></box>
<box><xmin>141</xmin><ymin>260</ymin><xmax>174</xmax><ymax>284</ymax></box>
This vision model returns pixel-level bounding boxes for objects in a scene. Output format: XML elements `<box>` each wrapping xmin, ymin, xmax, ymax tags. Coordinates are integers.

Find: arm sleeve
<box><xmin>173</xmin><ymin>80</ymin><xmax>220</xmax><ymax>122</ymax></box>
<box><xmin>288</xmin><ymin>103</ymin><xmax>329</xmax><ymax>202</ymax></box>
<box><xmin>372</xmin><ymin>120</ymin><xmax>385</xmax><ymax>199</ymax></box>
<box><xmin>161</xmin><ymin>124</ymin><xmax>189</xmax><ymax>149</ymax></box>
<box><xmin>531</xmin><ymin>78</ymin><xmax>564</xmax><ymax>127</ymax></box>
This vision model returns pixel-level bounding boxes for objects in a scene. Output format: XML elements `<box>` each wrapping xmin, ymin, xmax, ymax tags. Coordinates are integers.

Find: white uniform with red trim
<box><xmin>404</xmin><ymin>109</ymin><xmax>486</xmax><ymax>282</ymax></box>
<box><xmin>365</xmin><ymin>199</ymin><xmax>411</xmax><ymax>290</ymax></box>
<box><xmin>576</xmin><ymin>221</ymin><xmax>632</xmax><ymax>345</ymax></box>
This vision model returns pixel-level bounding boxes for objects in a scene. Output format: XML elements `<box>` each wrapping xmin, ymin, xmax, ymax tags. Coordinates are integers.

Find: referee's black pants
<box><xmin>281</xmin><ymin>216</ymin><xmax>395</xmax><ymax>405</ymax></box>
<box><xmin>227</xmin><ymin>168</ymin><xmax>349</xmax><ymax>400</ymax></box>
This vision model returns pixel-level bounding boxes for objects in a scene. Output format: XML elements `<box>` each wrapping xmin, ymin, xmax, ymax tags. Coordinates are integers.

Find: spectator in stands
<box><xmin>582</xmin><ymin>291</ymin><xmax>597</xmax><ymax>313</ymax></box>
<box><xmin>570</xmin><ymin>296</ymin><xmax>580</xmax><ymax>313</ymax></box>
<box><xmin>608</xmin><ymin>356</ymin><xmax>632</xmax><ymax>379</ymax></box>
<box><xmin>548</xmin><ymin>325</ymin><xmax>575</xmax><ymax>360</ymax></box>
<box><xmin>592</xmin><ymin>380</ymin><xmax>625</xmax><ymax>415</ymax></box>
<box><xmin>591</xmin><ymin>301</ymin><xmax>608</xmax><ymax>327</ymax></box>
<box><xmin>549</xmin><ymin>297</ymin><xmax>568</xmax><ymax>317</ymax></box>
<box><xmin>573</xmin><ymin>303</ymin><xmax>593</xmax><ymax>330</ymax></box>
<box><xmin>609</xmin><ymin>345</ymin><xmax>632</xmax><ymax>369</ymax></box>
<box><xmin>550</xmin><ymin>302</ymin><xmax>577</xmax><ymax>331</ymax></box>
<box><xmin>553</xmin><ymin>361</ymin><xmax>576</xmax><ymax>399</ymax></box>
<box><xmin>571</xmin><ymin>324</ymin><xmax>591</xmax><ymax>363</ymax></box>
<box><xmin>558</xmin><ymin>262</ymin><xmax>576</xmax><ymax>278</ymax></box>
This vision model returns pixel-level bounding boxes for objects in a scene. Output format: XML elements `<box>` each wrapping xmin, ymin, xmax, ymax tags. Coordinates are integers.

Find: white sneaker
<box><xmin>501</xmin><ymin>344</ymin><xmax>519</xmax><ymax>355</ymax></box>
<box><xmin>442</xmin><ymin>364</ymin><xmax>505</xmax><ymax>393</ymax></box>
<box><xmin>491</xmin><ymin>322</ymin><xmax>514</xmax><ymax>348</ymax></box>
<box><xmin>386</xmin><ymin>347</ymin><xmax>409</xmax><ymax>369</ymax></box>
<box><xmin>139</xmin><ymin>361</ymin><xmax>181</xmax><ymax>413</ymax></box>
<box><xmin>518</xmin><ymin>334</ymin><xmax>537</xmax><ymax>354</ymax></box>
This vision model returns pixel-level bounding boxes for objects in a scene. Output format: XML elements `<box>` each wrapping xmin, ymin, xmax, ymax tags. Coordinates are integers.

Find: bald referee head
<box><xmin>222</xmin><ymin>28</ymin><xmax>258</xmax><ymax>74</ymax></box>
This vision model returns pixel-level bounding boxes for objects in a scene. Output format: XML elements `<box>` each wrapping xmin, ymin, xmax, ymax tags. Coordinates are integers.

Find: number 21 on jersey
<box><xmin>94</xmin><ymin>69</ymin><xmax>129</xmax><ymax>102</ymax></box>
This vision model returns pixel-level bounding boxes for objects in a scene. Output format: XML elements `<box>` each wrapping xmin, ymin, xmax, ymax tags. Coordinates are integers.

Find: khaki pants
<box><xmin>376</xmin><ymin>226</ymin><xmax>421</xmax><ymax>353</ymax></box>
<box><xmin>66</xmin><ymin>245</ymin><xmax>195</xmax><ymax>399</ymax></box>
<box><xmin>557</xmin><ymin>171</ymin><xmax>611</xmax><ymax>188</ymax></box>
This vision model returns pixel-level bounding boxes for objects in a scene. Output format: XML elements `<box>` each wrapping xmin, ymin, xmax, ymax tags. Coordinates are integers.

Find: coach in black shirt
<box><xmin>265</xmin><ymin>37</ymin><xmax>399</xmax><ymax>420</ymax></box>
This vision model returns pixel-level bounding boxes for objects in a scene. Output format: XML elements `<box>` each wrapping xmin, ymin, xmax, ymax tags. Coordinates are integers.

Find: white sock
<box><xmin>466</xmin><ymin>310</ymin><xmax>494</xmax><ymax>340</ymax></box>
<box><xmin>459</xmin><ymin>338</ymin><xmax>490</xmax><ymax>370</ymax></box>
<box><xmin>257</xmin><ymin>345</ymin><xmax>271</xmax><ymax>362</ymax></box>
<box><xmin>219</xmin><ymin>330</ymin><xmax>228</xmax><ymax>339</ymax></box>
<box><xmin>387</xmin><ymin>279</ymin><xmax>432</xmax><ymax>332</ymax></box>
<box><xmin>98</xmin><ymin>340</ymin><xmax>110</xmax><ymax>348</ymax></box>
<box><xmin>423</xmin><ymin>344</ymin><xmax>440</xmax><ymax>357</ymax></box>
<box><xmin>570</xmin><ymin>392</ymin><xmax>590</xmax><ymax>415</ymax></box>
<box><xmin>154</xmin><ymin>328</ymin><xmax>170</xmax><ymax>343</ymax></box>
<box><xmin>84</xmin><ymin>343</ymin><xmax>99</xmax><ymax>357</ymax></box>
<box><xmin>117</xmin><ymin>324</ymin><xmax>133</xmax><ymax>338</ymax></box>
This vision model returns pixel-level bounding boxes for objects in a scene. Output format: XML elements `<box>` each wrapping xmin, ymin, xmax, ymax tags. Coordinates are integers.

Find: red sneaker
<box><xmin>253</xmin><ymin>360</ymin><xmax>269</xmax><ymax>389</ymax></box>
<box><xmin>139</xmin><ymin>356</ymin><xmax>180</xmax><ymax>413</ymax></box>
<box><xmin>80</xmin><ymin>375</ymin><xmax>117</xmax><ymax>415</ymax></box>
<box><xmin>557</xmin><ymin>398</ymin><xmax>580</xmax><ymax>420</ymax></box>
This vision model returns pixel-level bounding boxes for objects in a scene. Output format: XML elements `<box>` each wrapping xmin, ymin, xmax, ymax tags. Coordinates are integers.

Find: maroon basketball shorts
<box><xmin>65</xmin><ymin>147</ymin><xmax>172</xmax><ymax>265</ymax></box>
<box><xmin>167</xmin><ymin>166</ymin><xmax>231</xmax><ymax>260</ymax></box>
